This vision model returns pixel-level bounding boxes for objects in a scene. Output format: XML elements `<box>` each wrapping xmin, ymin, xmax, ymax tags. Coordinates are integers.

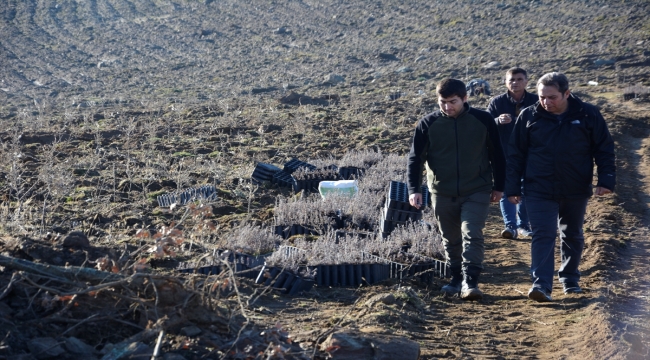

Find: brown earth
<box><xmin>0</xmin><ymin>0</ymin><xmax>649</xmax><ymax>359</ymax></box>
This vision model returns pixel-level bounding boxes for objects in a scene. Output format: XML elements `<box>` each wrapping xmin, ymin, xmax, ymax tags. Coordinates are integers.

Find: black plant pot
<box><xmin>287</xmin><ymin>278</ymin><xmax>315</xmax><ymax>295</ymax></box>
<box><xmin>280</xmin><ymin>273</ymin><xmax>296</xmax><ymax>290</ymax></box>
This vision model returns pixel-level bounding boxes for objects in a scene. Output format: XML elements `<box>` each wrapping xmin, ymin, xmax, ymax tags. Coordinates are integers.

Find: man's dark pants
<box><xmin>526</xmin><ymin>196</ymin><xmax>589</xmax><ymax>293</ymax></box>
<box><xmin>432</xmin><ymin>191</ymin><xmax>491</xmax><ymax>271</ymax></box>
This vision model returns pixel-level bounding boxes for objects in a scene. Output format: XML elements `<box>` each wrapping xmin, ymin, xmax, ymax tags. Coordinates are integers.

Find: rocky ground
<box><xmin>0</xmin><ymin>0</ymin><xmax>649</xmax><ymax>359</ymax></box>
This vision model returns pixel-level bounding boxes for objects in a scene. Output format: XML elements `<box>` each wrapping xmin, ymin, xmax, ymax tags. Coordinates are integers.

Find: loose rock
<box><xmin>62</xmin><ymin>231</ymin><xmax>90</xmax><ymax>249</ymax></box>
<box><xmin>320</xmin><ymin>331</ymin><xmax>420</xmax><ymax>360</ymax></box>
<box><xmin>28</xmin><ymin>337</ymin><xmax>66</xmax><ymax>359</ymax></box>
<box><xmin>64</xmin><ymin>337</ymin><xmax>96</xmax><ymax>356</ymax></box>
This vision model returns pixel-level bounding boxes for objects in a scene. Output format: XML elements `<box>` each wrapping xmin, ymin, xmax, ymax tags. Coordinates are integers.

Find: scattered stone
<box><xmin>398</xmin><ymin>286</ymin><xmax>425</xmax><ymax>309</ymax></box>
<box><xmin>594</xmin><ymin>58</ymin><xmax>616</xmax><ymax>66</ymax></box>
<box><xmin>62</xmin><ymin>231</ymin><xmax>90</xmax><ymax>249</ymax></box>
<box><xmin>386</xmin><ymin>93</ymin><xmax>404</xmax><ymax>101</ymax></box>
<box><xmin>483</xmin><ymin>61</ymin><xmax>500</xmax><ymax>69</ymax></box>
<box><xmin>323</xmin><ymin>74</ymin><xmax>345</xmax><ymax>85</ymax></box>
<box><xmin>64</xmin><ymin>337</ymin><xmax>96</xmax><ymax>355</ymax></box>
<box><xmin>102</xmin><ymin>342</ymin><xmax>152</xmax><ymax>360</ymax></box>
<box><xmin>181</xmin><ymin>325</ymin><xmax>202</xmax><ymax>337</ymax></box>
<box><xmin>28</xmin><ymin>337</ymin><xmax>66</xmax><ymax>359</ymax></box>
<box><xmin>397</xmin><ymin>66</ymin><xmax>412</xmax><ymax>73</ymax></box>
<box><xmin>273</xmin><ymin>27</ymin><xmax>290</xmax><ymax>35</ymax></box>
<box><xmin>320</xmin><ymin>331</ymin><xmax>420</xmax><ymax>360</ymax></box>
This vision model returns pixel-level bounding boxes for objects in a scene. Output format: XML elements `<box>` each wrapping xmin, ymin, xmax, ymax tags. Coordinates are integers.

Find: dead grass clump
<box><xmin>222</xmin><ymin>223</ymin><xmax>282</xmax><ymax>255</ymax></box>
<box><xmin>386</xmin><ymin>212</ymin><xmax>444</xmax><ymax>259</ymax></box>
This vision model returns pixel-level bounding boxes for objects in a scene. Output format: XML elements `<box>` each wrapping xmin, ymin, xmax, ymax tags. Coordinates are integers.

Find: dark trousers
<box><xmin>432</xmin><ymin>191</ymin><xmax>491</xmax><ymax>270</ymax></box>
<box><xmin>526</xmin><ymin>196</ymin><xmax>589</xmax><ymax>293</ymax></box>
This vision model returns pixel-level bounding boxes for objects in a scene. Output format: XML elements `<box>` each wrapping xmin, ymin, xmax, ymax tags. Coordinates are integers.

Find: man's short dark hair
<box><xmin>436</xmin><ymin>78</ymin><xmax>467</xmax><ymax>99</ymax></box>
<box><xmin>506</xmin><ymin>67</ymin><xmax>528</xmax><ymax>79</ymax></box>
<box><xmin>537</xmin><ymin>72</ymin><xmax>569</xmax><ymax>93</ymax></box>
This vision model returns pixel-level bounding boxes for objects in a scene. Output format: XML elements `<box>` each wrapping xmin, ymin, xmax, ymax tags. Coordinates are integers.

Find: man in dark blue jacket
<box><xmin>408</xmin><ymin>78</ymin><xmax>505</xmax><ymax>301</ymax></box>
<box><xmin>488</xmin><ymin>67</ymin><xmax>538</xmax><ymax>239</ymax></box>
<box><xmin>505</xmin><ymin>72</ymin><xmax>616</xmax><ymax>302</ymax></box>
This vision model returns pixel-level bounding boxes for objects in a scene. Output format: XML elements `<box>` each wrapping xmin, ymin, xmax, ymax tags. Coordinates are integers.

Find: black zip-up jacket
<box><xmin>505</xmin><ymin>94</ymin><xmax>616</xmax><ymax>199</ymax></box>
<box><xmin>407</xmin><ymin>103</ymin><xmax>505</xmax><ymax>197</ymax></box>
<box><xmin>487</xmin><ymin>90</ymin><xmax>538</xmax><ymax>152</ymax></box>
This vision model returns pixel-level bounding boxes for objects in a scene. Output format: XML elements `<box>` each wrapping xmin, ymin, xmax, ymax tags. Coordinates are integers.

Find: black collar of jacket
<box><xmin>439</xmin><ymin>102</ymin><xmax>470</xmax><ymax>118</ymax></box>
<box><xmin>533</xmin><ymin>93</ymin><xmax>585</xmax><ymax>119</ymax></box>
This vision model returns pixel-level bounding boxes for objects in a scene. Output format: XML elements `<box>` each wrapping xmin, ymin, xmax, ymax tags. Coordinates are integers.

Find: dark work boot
<box><xmin>441</xmin><ymin>266</ymin><xmax>462</xmax><ymax>295</ymax></box>
<box><xmin>460</xmin><ymin>266</ymin><xmax>484</xmax><ymax>301</ymax></box>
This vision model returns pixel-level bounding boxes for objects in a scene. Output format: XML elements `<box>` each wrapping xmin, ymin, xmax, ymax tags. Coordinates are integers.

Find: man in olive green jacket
<box><xmin>407</xmin><ymin>78</ymin><xmax>505</xmax><ymax>300</ymax></box>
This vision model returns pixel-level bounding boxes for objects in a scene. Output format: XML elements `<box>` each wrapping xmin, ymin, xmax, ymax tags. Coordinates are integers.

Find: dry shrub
<box><xmin>222</xmin><ymin>223</ymin><xmax>282</xmax><ymax>255</ymax></box>
<box><xmin>338</xmin><ymin>149</ymin><xmax>384</xmax><ymax>168</ymax></box>
<box><xmin>273</xmin><ymin>194</ymin><xmax>341</xmax><ymax>229</ymax></box>
<box><xmin>385</xmin><ymin>210</ymin><xmax>444</xmax><ymax>259</ymax></box>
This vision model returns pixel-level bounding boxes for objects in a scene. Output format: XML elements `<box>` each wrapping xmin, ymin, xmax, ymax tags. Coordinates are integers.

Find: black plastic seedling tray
<box><xmin>176</xmin><ymin>251</ymin><xmax>268</xmax><ymax>279</ymax></box>
<box><xmin>292</xmin><ymin>176</ymin><xmax>338</xmax><ymax>193</ymax></box>
<box><xmin>385</xmin><ymin>182</ymin><xmax>429</xmax><ymax>210</ymax></box>
<box><xmin>157</xmin><ymin>185</ymin><xmax>218</xmax><ymax>207</ymax></box>
<box><xmin>383</xmin><ymin>207</ymin><xmax>424</xmax><ymax>222</ymax></box>
<box><xmin>255</xmin><ymin>265</ymin><xmax>315</xmax><ymax>295</ymax></box>
<box><xmin>272</xmin><ymin>170</ymin><xmax>296</xmax><ymax>188</ymax></box>
<box><xmin>338</xmin><ymin>166</ymin><xmax>365</xmax><ymax>180</ymax></box>
<box><xmin>270</xmin><ymin>246</ymin><xmax>444</xmax><ymax>287</ymax></box>
<box><xmin>283</xmin><ymin>159</ymin><xmax>317</xmax><ymax>174</ymax></box>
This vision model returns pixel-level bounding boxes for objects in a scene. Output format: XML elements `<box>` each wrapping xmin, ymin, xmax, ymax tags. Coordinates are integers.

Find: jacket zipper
<box><xmin>455</xmin><ymin>118</ymin><xmax>460</xmax><ymax>196</ymax></box>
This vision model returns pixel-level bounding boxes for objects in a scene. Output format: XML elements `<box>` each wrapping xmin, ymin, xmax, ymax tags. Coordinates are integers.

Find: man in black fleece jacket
<box><xmin>407</xmin><ymin>78</ymin><xmax>505</xmax><ymax>300</ymax></box>
<box><xmin>506</xmin><ymin>72</ymin><xmax>616</xmax><ymax>302</ymax></box>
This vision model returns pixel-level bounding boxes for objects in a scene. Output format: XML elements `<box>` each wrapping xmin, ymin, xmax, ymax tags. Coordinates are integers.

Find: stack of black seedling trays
<box><xmin>379</xmin><ymin>181</ymin><xmax>429</xmax><ymax>236</ymax></box>
<box><xmin>292</xmin><ymin>164</ymin><xmax>338</xmax><ymax>193</ymax></box>
<box><xmin>251</xmin><ymin>163</ymin><xmax>282</xmax><ymax>184</ymax></box>
<box><xmin>271</xmin><ymin>159</ymin><xmax>316</xmax><ymax>190</ymax></box>
<box><xmin>176</xmin><ymin>250</ymin><xmax>268</xmax><ymax>279</ymax></box>
<box><xmin>338</xmin><ymin>166</ymin><xmax>365</xmax><ymax>180</ymax></box>
<box><xmin>292</xmin><ymin>172</ymin><xmax>339</xmax><ymax>192</ymax></box>
<box><xmin>157</xmin><ymin>185</ymin><xmax>218</xmax><ymax>207</ymax></box>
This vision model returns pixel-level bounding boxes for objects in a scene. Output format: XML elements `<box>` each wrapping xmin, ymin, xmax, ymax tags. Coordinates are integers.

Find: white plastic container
<box><xmin>318</xmin><ymin>180</ymin><xmax>358</xmax><ymax>199</ymax></box>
